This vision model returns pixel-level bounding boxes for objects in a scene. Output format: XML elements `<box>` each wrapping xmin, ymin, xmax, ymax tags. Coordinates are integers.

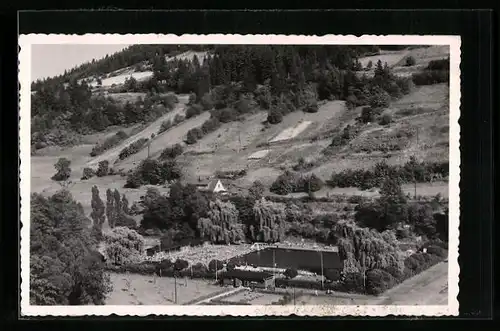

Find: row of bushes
<box><xmin>107</xmin><ymin>258</ymin><xmax>224</xmax><ymax>279</ymax></box>
<box><xmin>328</xmin><ymin>159</ymin><xmax>449</xmax><ymax>190</ymax></box>
<box><xmin>81</xmin><ymin>160</ymin><xmax>118</xmax><ymax>180</ymax></box>
<box><xmin>264</xmin><ymin>193</ymin><xmax>368</xmax><ymax>205</ymax></box>
<box><xmin>215</xmin><ymin>169</ymin><xmax>247</xmax><ymax>180</ymax></box>
<box><xmin>270</xmin><ymin>171</ymin><xmax>325</xmax><ymax>195</ymax></box>
<box><xmin>186</xmin><ymin>116</ymin><xmax>222</xmax><ymax>145</ymax></box>
<box><xmin>292</xmin><ymin>157</ymin><xmax>316</xmax><ymax>172</ymax></box>
<box><xmin>158</xmin><ymin>143</ymin><xmax>184</xmax><ymax>160</ymax></box>
<box><xmin>157</xmin><ymin>114</ymin><xmax>186</xmax><ymax>135</ymax></box>
<box><xmin>90</xmin><ymin>130</ymin><xmax>128</xmax><ymax>157</ymax></box>
<box><xmin>118</xmin><ymin>138</ymin><xmax>149</xmax><ymax>160</ymax></box>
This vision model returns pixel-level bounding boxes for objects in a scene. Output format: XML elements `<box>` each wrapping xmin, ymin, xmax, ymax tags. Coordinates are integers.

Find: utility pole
<box><xmin>174</xmin><ymin>275</ymin><xmax>178</xmax><ymax>304</ymax></box>
<box><xmin>147</xmin><ymin>142</ymin><xmax>151</xmax><ymax>159</ymax></box>
<box><xmin>320</xmin><ymin>250</ymin><xmax>324</xmax><ymax>289</ymax></box>
<box><xmin>215</xmin><ymin>260</ymin><xmax>218</xmax><ymax>283</ymax></box>
<box><xmin>273</xmin><ymin>250</ymin><xmax>276</xmax><ymax>283</ymax></box>
<box><xmin>293</xmin><ymin>287</ymin><xmax>296</xmax><ymax>306</ymax></box>
<box><xmin>238</xmin><ymin>131</ymin><xmax>242</xmax><ymax>154</ymax></box>
<box><xmin>362</xmin><ymin>252</ymin><xmax>366</xmax><ymax>294</ymax></box>
<box><xmin>414</xmin><ymin>173</ymin><xmax>417</xmax><ymax>199</ymax></box>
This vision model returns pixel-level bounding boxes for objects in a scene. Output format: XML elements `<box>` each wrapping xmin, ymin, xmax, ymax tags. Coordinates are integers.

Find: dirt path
<box><xmin>375</xmin><ymin>262</ymin><xmax>448</xmax><ymax>305</ymax></box>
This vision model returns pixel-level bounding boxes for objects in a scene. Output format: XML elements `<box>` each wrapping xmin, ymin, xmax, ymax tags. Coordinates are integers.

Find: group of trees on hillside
<box><xmin>328</xmin><ymin>157</ymin><xmax>449</xmax><ymax>190</ymax></box>
<box><xmin>31</xmin><ymin>82</ymin><xmax>177</xmax><ymax>148</ymax></box>
<box><xmin>30</xmin><ymin>190</ymin><xmax>111</xmax><ymax>305</ymax></box>
<box><xmin>135</xmin><ymin>174</ymin><xmax>448</xmax><ymax>251</ymax></box>
<box><xmin>270</xmin><ymin>171</ymin><xmax>324</xmax><ymax>195</ymax></box>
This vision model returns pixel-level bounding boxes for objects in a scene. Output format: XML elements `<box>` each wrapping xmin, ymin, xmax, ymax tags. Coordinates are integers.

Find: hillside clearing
<box><xmin>270</xmin><ymin>121</ymin><xmax>312</xmax><ymax>142</ymax></box>
<box><xmin>248</xmin><ymin>150</ymin><xmax>270</xmax><ymax>160</ymax></box>
<box><xmin>358</xmin><ymin>50</ymin><xmax>411</xmax><ymax>69</ymax></box>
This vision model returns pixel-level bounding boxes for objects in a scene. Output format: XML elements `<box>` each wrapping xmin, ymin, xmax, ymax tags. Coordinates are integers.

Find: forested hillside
<box><xmin>31</xmin><ymin>45</ymin><xmax>387</xmax><ymax>148</ymax></box>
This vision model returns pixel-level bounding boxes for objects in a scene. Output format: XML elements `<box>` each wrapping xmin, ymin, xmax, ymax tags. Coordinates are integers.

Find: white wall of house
<box><xmin>213</xmin><ymin>180</ymin><xmax>226</xmax><ymax>193</ymax></box>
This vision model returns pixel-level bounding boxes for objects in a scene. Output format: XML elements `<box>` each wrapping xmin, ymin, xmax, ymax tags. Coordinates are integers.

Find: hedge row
<box><xmin>185</xmin><ymin>116</ymin><xmax>222</xmax><ymax>145</ymax></box>
<box><xmin>270</xmin><ymin>171</ymin><xmax>325</xmax><ymax>195</ymax></box>
<box><xmin>90</xmin><ymin>130</ymin><xmax>128</xmax><ymax>157</ymax></box>
<box><xmin>328</xmin><ymin>159</ymin><xmax>449</xmax><ymax>190</ymax></box>
<box><xmin>107</xmin><ymin>259</ymin><xmax>218</xmax><ymax>280</ymax></box>
<box><xmin>215</xmin><ymin>169</ymin><xmax>247</xmax><ymax>180</ymax></box>
<box><xmin>118</xmin><ymin>138</ymin><xmax>149</xmax><ymax>160</ymax></box>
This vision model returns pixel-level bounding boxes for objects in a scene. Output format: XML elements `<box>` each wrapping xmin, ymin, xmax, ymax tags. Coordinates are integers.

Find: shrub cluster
<box><xmin>158</xmin><ymin>119</ymin><xmax>172</xmax><ymax>134</ymax></box>
<box><xmin>412</xmin><ymin>58</ymin><xmax>450</xmax><ymax>86</ymax></box>
<box><xmin>185</xmin><ymin>115</ymin><xmax>222</xmax><ymax>145</ymax></box>
<box><xmin>215</xmin><ymin>169</ymin><xmax>247</xmax><ymax>180</ymax></box>
<box><xmin>159</xmin><ymin>144</ymin><xmax>184</xmax><ymax>160</ymax></box>
<box><xmin>328</xmin><ymin>159</ymin><xmax>449</xmax><ymax>190</ymax></box>
<box><xmin>90</xmin><ymin>131</ymin><xmax>128</xmax><ymax>157</ymax></box>
<box><xmin>124</xmin><ymin>158</ymin><xmax>182</xmax><ymax>188</ymax></box>
<box><xmin>330</xmin><ymin>124</ymin><xmax>359</xmax><ymax>148</ymax></box>
<box><xmin>292</xmin><ymin>157</ymin><xmax>316</xmax><ymax>172</ymax></box>
<box><xmin>185</xmin><ymin>104</ymin><xmax>204</xmax><ymax>119</ymax></box>
<box><xmin>96</xmin><ymin>160</ymin><xmax>110</xmax><ymax>177</ymax></box>
<box><xmin>405</xmin><ymin>56</ymin><xmax>416</xmax><ymax>66</ymax></box>
<box><xmin>81</xmin><ymin>167</ymin><xmax>96</xmax><ymax>180</ymax></box>
<box><xmin>118</xmin><ymin>138</ymin><xmax>149</xmax><ymax>160</ymax></box>
<box><xmin>270</xmin><ymin>171</ymin><xmax>324</xmax><ymax>195</ymax></box>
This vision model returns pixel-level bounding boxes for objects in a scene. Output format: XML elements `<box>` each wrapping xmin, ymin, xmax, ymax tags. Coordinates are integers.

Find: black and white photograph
<box><xmin>19</xmin><ymin>34</ymin><xmax>460</xmax><ymax>316</ymax></box>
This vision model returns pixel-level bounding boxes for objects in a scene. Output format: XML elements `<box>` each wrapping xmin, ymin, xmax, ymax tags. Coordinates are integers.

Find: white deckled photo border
<box><xmin>19</xmin><ymin>34</ymin><xmax>461</xmax><ymax>317</ymax></box>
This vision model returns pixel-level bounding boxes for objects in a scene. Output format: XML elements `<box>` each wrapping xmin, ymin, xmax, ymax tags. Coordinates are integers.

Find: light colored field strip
<box><xmin>270</xmin><ymin>121</ymin><xmax>312</xmax><ymax>143</ymax></box>
<box><xmin>248</xmin><ymin>149</ymin><xmax>270</xmax><ymax>160</ymax></box>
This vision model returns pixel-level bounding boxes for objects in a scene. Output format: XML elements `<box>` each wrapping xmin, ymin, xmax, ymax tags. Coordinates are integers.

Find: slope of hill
<box><xmin>32</xmin><ymin>44</ymin><xmax>450</xmax><ymax>211</ymax></box>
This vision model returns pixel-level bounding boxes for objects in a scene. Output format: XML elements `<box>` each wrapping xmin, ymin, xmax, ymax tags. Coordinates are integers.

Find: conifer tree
<box><xmin>90</xmin><ymin>186</ymin><xmax>106</xmax><ymax>232</ymax></box>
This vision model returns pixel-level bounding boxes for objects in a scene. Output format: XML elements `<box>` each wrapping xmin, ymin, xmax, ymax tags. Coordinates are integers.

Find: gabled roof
<box><xmin>195</xmin><ymin>179</ymin><xmax>227</xmax><ymax>191</ymax></box>
<box><xmin>207</xmin><ymin>179</ymin><xmax>225</xmax><ymax>191</ymax></box>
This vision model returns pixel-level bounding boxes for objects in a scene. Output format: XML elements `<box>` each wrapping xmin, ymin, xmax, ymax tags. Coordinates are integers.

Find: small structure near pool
<box><xmin>220</xmin><ymin>270</ymin><xmax>275</xmax><ymax>289</ymax></box>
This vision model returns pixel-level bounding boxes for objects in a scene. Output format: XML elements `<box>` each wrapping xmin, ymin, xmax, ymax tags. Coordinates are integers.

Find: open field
<box><xmin>270</xmin><ymin>121</ymin><xmax>312</xmax><ymax>142</ymax></box>
<box><xmin>393</xmin><ymin>45</ymin><xmax>450</xmax><ymax>68</ymax></box>
<box><xmin>166</xmin><ymin>51</ymin><xmax>209</xmax><ymax>63</ymax></box>
<box><xmin>358</xmin><ymin>50</ymin><xmax>411</xmax><ymax>69</ymax></box>
<box><xmin>106</xmin><ymin>273</ymin><xmax>228</xmax><ymax>305</ymax></box>
<box><xmin>83</xmin><ymin>70</ymin><xmax>154</xmax><ymax>88</ymax></box>
<box><xmin>358</xmin><ymin>46</ymin><xmax>449</xmax><ymax>79</ymax></box>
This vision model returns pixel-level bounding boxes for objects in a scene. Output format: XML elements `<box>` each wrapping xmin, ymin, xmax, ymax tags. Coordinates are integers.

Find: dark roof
<box><xmin>222</xmin><ymin>270</ymin><xmax>273</xmax><ymax>282</ymax></box>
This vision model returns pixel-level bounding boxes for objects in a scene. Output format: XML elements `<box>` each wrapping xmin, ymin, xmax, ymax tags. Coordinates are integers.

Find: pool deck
<box><xmin>256</xmin><ymin>243</ymin><xmax>339</xmax><ymax>253</ymax></box>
